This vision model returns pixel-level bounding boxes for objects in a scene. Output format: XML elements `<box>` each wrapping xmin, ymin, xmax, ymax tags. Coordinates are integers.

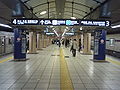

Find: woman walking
<box><xmin>72</xmin><ymin>39</ymin><xmax>78</xmax><ymax>57</ymax></box>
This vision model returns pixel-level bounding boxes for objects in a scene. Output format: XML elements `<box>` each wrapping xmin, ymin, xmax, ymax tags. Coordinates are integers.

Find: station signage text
<box><xmin>12</xmin><ymin>18</ymin><xmax>110</xmax><ymax>27</ymax></box>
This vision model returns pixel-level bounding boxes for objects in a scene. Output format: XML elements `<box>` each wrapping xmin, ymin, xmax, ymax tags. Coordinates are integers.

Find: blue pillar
<box><xmin>14</xmin><ymin>28</ymin><xmax>26</xmax><ymax>60</ymax></box>
<box><xmin>93</xmin><ymin>30</ymin><xmax>106</xmax><ymax>61</ymax></box>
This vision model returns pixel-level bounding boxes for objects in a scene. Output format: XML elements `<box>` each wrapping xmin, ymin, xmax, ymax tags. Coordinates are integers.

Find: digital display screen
<box><xmin>12</xmin><ymin>18</ymin><xmax>110</xmax><ymax>27</ymax></box>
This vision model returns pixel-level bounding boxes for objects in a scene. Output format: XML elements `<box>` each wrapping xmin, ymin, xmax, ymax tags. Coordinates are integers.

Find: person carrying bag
<box><xmin>72</xmin><ymin>39</ymin><xmax>77</xmax><ymax>57</ymax></box>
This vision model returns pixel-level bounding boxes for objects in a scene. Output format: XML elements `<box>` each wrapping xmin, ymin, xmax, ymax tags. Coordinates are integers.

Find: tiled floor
<box><xmin>0</xmin><ymin>45</ymin><xmax>120</xmax><ymax>90</ymax></box>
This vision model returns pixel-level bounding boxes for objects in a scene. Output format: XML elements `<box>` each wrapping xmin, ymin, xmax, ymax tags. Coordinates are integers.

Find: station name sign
<box><xmin>12</xmin><ymin>18</ymin><xmax>110</xmax><ymax>27</ymax></box>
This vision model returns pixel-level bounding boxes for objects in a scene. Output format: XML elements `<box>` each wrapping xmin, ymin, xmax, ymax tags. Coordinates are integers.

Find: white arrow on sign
<box><xmin>40</xmin><ymin>20</ymin><xmax>44</xmax><ymax>25</ymax></box>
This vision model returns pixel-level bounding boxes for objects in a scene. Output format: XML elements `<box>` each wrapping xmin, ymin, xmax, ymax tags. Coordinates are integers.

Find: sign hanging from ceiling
<box><xmin>12</xmin><ymin>18</ymin><xmax>110</xmax><ymax>27</ymax></box>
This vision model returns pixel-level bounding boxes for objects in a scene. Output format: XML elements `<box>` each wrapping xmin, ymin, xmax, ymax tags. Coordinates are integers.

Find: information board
<box><xmin>12</xmin><ymin>18</ymin><xmax>110</xmax><ymax>27</ymax></box>
<box><xmin>93</xmin><ymin>30</ymin><xmax>106</xmax><ymax>61</ymax></box>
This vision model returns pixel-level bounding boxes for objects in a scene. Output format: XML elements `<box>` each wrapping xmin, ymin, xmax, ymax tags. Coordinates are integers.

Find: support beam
<box><xmin>41</xmin><ymin>34</ymin><xmax>44</xmax><ymax>48</ymax></box>
<box><xmin>28</xmin><ymin>32</ymin><xmax>37</xmax><ymax>54</ymax></box>
<box><xmin>83</xmin><ymin>33</ymin><xmax>92</xmax><ymax>55</ymax></box>
<box><xmin>43</xmin><ymin>34</ymin><xmax>47</xmax><ymax>48</ymax></box>
<box><xmin>37</xmin><ymin>33</ymin><xmax>42</xmax><ymax>50</ymax></box>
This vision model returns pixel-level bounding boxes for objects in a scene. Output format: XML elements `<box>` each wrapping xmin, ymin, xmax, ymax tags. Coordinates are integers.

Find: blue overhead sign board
<box><xmin>80</xmin><ymin>20</ymin><xmax>110</xmax><ymax>27</ymax></box>
<box><xmin>12</xmin><ymin>18</ymin><xmax>110</xmax><ymax>27</ymax></box>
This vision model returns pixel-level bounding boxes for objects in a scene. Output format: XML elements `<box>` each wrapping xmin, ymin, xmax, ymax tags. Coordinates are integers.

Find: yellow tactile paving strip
<box><xmin>60</xmin><ymin>48</ymin><xmax>74</xmax><ymax>90</ymax></box>
<box><xmin>0</xmin><ymin>57</ymin><xmax>13</xmax><ymax>63</ymax></box>
<box><xmin>106</xmin><ymin>58</ymin><xmax>120</xmax><ymax>66</ymax></box>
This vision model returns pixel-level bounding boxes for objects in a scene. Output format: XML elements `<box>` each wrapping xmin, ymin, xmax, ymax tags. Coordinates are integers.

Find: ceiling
<box><xmin>0</xmin><ymin>0</ymin><xmax>120</xmax><ymax>34</ymax></box>
<box><xmin>19</xmin><ymin>0</ymin><xmax>106</xmax><ymax>34</ymax></box>
<box><xmin>20</xmin><ymin>0</ymin><xmax>106</xmax><ymax>19</ymax></box>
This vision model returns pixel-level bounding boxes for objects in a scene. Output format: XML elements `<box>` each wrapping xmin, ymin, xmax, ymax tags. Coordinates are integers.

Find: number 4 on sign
<box><xmin>13</xmin><ymin>19</ymin><xmax>17</xmax><ymax>24</ymax></box>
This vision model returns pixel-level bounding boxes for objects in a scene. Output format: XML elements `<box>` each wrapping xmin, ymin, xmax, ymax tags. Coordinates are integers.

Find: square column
<box><xmin>28</xmin><ymin>32</ymin><xmax>37</xmax><ymax>54</ymax></box>
<box><xmin>83</xmin><ymin>33</ymin><xmax>92</xmax><ymax>55</ymax></box>
<box><xmin>48</xmin><ymin>36</ymin><xmax>52</xmax><ymax>45</ymax></box>
<box><xmin>43</xmin><ymin>35</ymin><xmax>47</xmax><ymax>48</ymax></box>
<box><xmin>39</xmin><ymin>34</ymin><xmax>43</xmax><ymax>49</ymax></box>
<box><xmin>37</xmin><ymin>33</ymin><xmax>42</xmax><ymax>50</ymax></box>
<box><xmin>41</xmin><ymin>34</ymin><xmax>44</xmax><ymax>48</ymax></box>
<box><xmin>81</xmin><ymin>34</ymin><xmax>84</xmax><ymax>51</ymax></box>
<box><xmin>47</xmin><ymin>36</ymin><xmax>49</xmax><ymax>46</ymax></box>
<box><xmin>49</xmin><ymin>37</ymin><xmax>52</xmax><ymax>45</ymax></box>
<box><xmin>46</xmin><ymin>36</ymin><xmax>49</xmax><ymax>47</ymax></box>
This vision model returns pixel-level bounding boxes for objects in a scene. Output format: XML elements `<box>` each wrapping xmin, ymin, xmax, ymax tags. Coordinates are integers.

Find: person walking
<box><xmin>58</xmin><ymin>40</ymin><xmax>61</xmax><ymax>47</ymax></box>
<box><xmin>78</xmin><ymin>39</ymin><xmax>81</xmax><ymax>52</ymax></box>
<box><xmin>65</xmin><ymin>39</ymin><xmax>68</xmax><ymax>48</ymax></box>
<box><xmin>72</xmin><ymin>39</ymin><xmax>78</xmax><ymax>57</ymax></box>
<box><xmin>70</xmin><ymin>39</ymin><xmax>73</xmax><ymax>52</ymax></box>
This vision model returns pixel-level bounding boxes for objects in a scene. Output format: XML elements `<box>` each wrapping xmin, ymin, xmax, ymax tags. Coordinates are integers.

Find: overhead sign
<box><xmin>80</xmin><ymin>20</ymin><xmax>110</xmax><ymax>27</ymax></box>
<box><xmin>12</xmin><ymin>18</ymin><xmax>110</xmax><ymax>27</ymax></box>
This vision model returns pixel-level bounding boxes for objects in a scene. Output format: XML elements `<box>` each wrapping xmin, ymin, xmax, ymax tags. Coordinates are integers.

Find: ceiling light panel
<box><xmin>71</xmin><ymin>17</ymin><xmax>76</xmax><ymax>19</ymax></box>
<box><xmin>40</xmin><ymin>11</ymin><xmax>47</xmax><ymax>15</ymax></box>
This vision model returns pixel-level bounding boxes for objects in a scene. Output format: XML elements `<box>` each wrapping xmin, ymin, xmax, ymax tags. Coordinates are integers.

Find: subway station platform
<box><xmin>0</xmin><ymin>45</ymin><xmax>120</xmax><ymax>90</ymax></box>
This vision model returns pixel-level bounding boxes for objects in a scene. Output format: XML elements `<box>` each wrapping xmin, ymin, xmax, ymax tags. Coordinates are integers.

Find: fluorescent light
<box><xmin>111</xmin><ymin>25</ymin><xmax>120</xmax><ymax>28</ymax></box>
<box><xmin>40</xmin><ymin>11</ymin><xmax>47</xmax><ymax>15</ymax></box>
<box><xmin>50</xmin><ymin>26</ymin><xmax>53</xmax><ymax>28</ymax></box>
<box><xmin>71</xmin><ymin>17</ymin><xmax>76</xmax><ymax>19</ymax></box>
<box><xmin>62</xmin><ymin>29</ymin><xmax>67</xmax><ymax>36</ymax></box>
<box><xmin>52</xmin><ymin>28</ymin><xmax>55</xmax><ymax>30</ymax></box>
<box><xmin>65</xmin><ymin>33</ymin><xmax>74</xmax><ymax>35</ymax></box>
<box><xmin>0</xmin><ymin>23</ymin><xmax>12</xmax><ymax>28</ymax></box>
<box><xmin>62</xmin><ymin>31</ymin><xmax>66</xmax><ymax>37</ymax></box>
<box><xmin>59</xmin><ymin>13</ymin><xmax>61</xmax><ymax>15</ymax></box>
<box><xmin>65</xmin><ymin>29</ymin><xmax>67</xmax><ymax>31</ymax></box>
<box><xmin>46</xmin><ymin>32</ymin><xmax>54</xmax><ymax>35</ymax></box>
<box><xmin>80</xmin><ymin>27</ymin><xmax>83</xmax><ymax>30</ymax></box>
<box><xmin>53</xmin><ymin>30</ymin><xmax>59</xmax><ymax>37</ymax></box>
